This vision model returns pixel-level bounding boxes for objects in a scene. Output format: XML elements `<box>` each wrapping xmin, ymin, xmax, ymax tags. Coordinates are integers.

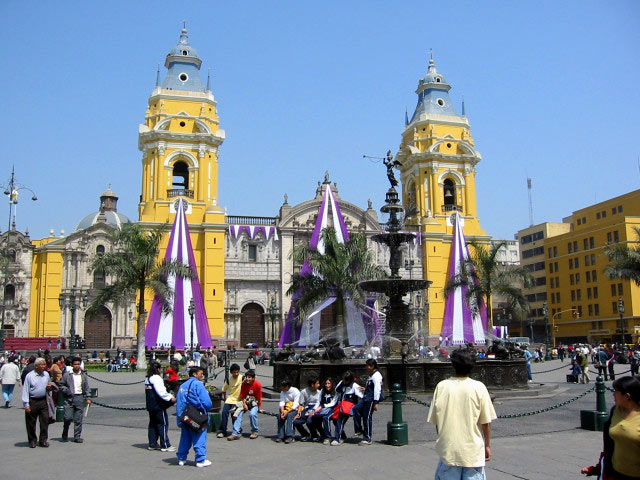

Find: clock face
<box><xmin>449</xmin><ymin>213</ymin><xmax>457</xmax><ymax>225</ymax></box>
<box><xmin>174</xmin><ymin>199</ymin><xmax>189</xmax><ymax>212</ymax></box>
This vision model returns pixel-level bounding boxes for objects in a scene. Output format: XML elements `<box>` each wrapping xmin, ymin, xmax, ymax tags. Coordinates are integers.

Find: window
<box><xmin>613</xmin><ymin>231</ymin><xmax>619</xmax><ymax>243</ymax></box>
<box><xmin>589</xmin><ymin>237</ymin><xmax>595</xmax><ymax>249</ymax></box>
<box><xmin>583</xmin><ymin>239</ymin><xmax>588</xmax><ymax>250</ymax></box>
<box><xmin>548</xmin><ymin>248</ymin><xmax>553</xmax><ymax>258</ymax></box>
<box><xmin>594</xmin><ymin>304</ymin><xmax>599</xmax><ymax>316</ymax></box>
<box><xmin>526</xmin><ymin>294</ymin><xmax>537</xmax><ymax>302</ymax></box>
<box><xmin>556</xmin><ymin>277</ymin><xmax>560</xmax><ymax>288</ymax></box>
<box><xmin>607</xmin><ymin>232</ymin><xmax>612</xmax><ymax>243</ymax></box>
<box><xmin>551</xmin><ymin>293</ymin><xmax>555</xmax><ymax>304</ymax></box>
<box><xmin>535</xmin><ymin>277</ymin><xmax>546</xmax><ymax>286</ymax></box>
<box><xmin>577</xmin><ymin>289</ymin><xmax>582</xmax><ymax>301</ymax></box>
<box><xmin>549</xmin><ymin>263</ymin><xmax>554</xmax><ymax>273</ymax></box>
<box><xmin>172</xmin><ymin>161</ymin><xmax>189</xmax><ymax>189</ymax></box>
<box><xmin>592</xmin><ymin>270</ymin><xmax>597</xmax><ymax>281</ymax></box>
<box><xmin>533</xmin><ymin>231</ymin><xmax>544</xmax><ymax>241</ymax></box>
<box><xmin>569</xmin><ymin>258</ymin><xmax>573</xmax><ymax>269</ymax></box>
<box><xmin>96</xmin><ymin>245</ymin><xmax>105</xmax><ymax>256</ymax></box>
<box><xmin>586</xmin><ymin>271</ymin><xmax>591</xmax><ymax>282</ymax></box>
<box><xmin>570</xmin><ymin>274</ymin><xmax>574</xmax><ymax>285</ymax></box>
<box><xmin>573</xmin><ymin>241</ymin><xmax>578</xmax><ymax>252</ymax></box>
<box><xmin>577</xmin><ymin>218</ymin><xmax>581</xmax><ymax>225</ymax></box>
<box><xmin>612</xmin><ymin>302</ymin><xmax>618</xmax><ymax>314</ymax></box>
<box><xmin>575</xmin><ymin>257</ymin><xmax>579</xmax><ymax>268</ymax></box>
<box><xmin>585</xmin><ymin>255</ymin><xmax>590</xmax><ymax>266</ymax></box>
<box><xmin>553</xmin><ymin>246</ymin><xmax>557</xmax><ymax>257</ymax></box>
<box><xmin>555</xmin><ymin>261</ymin><xmax>558</xmax><ymax>271</ymax></box>
<box><xmin>248</xmin><ymin>245</ymin><xmax>257</xmax><ymax>262</ymax></box>
<box><xmin>593</xmin><ymin>287</ymin><xmax>598</xmax><ymax>299</ymax></box>
<box><xmin>582</xmin><ymin>217</ymin><xmax>586</xmax><ymax>224</ymax></box>
<box><xmin>576</xmin><ymin>273</ymin><xmax>581</xmax><ymax>283</ymax></box>
<box><xmin>534</xmin><ymin>261</ymin><xmax>545</xmax><ymax>271</ymax></box>
<box><xmin>597</xmin><ymin>212</ymin><xmax>601</xmax><ymax>219</ymax></box>
<box><xmin>577</xmin><ymin>305</ymin><xmax>583</xmax><ymax>317</ymax></box>
<box><xmin>611</xmin><ymin>284</ymin><xmax>617</xmax><ymax>296</ymax></box>
<box><xmin>587</xmin><ymin>288</ymin><xmax>592</xmax><ymax>300</ymax></box>
<box><xmin>3</xmin><ymin>285</ymin><xmax>15</xmax><ymax>305</ymax></box>
<box><xmin>591</xmin><ymin>254</ymin><xmax>596</xmax><ymax>265</ymax></box>
<box><xmin>618</xmin><ymin>283</ymin><xmax>623</xmax><ymax>296</ymax></box>
<box><xmin>571</xmin><ymin>290</ymin><xmax>576</xmax><ymax>301</ymax></box>
<box><xmin>568</xmin><ymin>242</ymin><xmax>573</xmax><ymax>253</ymax></box>
<box><xmin>93</xmin><ymin>270</ymin><xmax>105</xmax><ymax>288</ymax></box>
<box><xmin>443</xmin><ymin>179</ymin><xmax>456</xmax><ymax>206</ymax></box>
<box><xmin>8</xmin><ymin>250</ymin><xmax>16</xmax><ymax>262</ymax></box>
<box><xmin>618</xmin><ymin>205</ymin><xmax>623</xmax><ymax>213</ymax></box>
<box><xmin>536</xmin><ymin>292</ymin><xmax>547</xmax><ymax>301</ymax></box>
<box><xmin>612</xmin><ymin>207</ymin><xmax>617</xmax><ymax>215</ymax></box>
<box><xmin>522</xmin><ymin>246</ymin><xmax>544</xmax><ymax>259</ymax></box>
<box><xmin>556</xmin><ymin>292</ymin><xmax>561</xmax><ymax>303</ymax></box>
<box><xmin>588</xmin><ymin>304</ymin><xmax>593</xmax><ymax>316</ymax></box>
<box><xmin>602</xmin><ymin>210</ymin><xmax>606</xmax><ymax>218</ymax></box>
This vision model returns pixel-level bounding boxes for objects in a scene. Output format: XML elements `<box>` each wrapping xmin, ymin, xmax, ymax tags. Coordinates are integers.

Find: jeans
<box><xmin>218</xmin><ymin>403</ymin><xmax>235</xmax><ymax>434</ymax></box>
<box><xmin>608</xmin><ymin>363</ymin><xmax>615</xmax><ymax>380</ymax></box>
<box><xmin>294</xmin><ymin>408</ymin><xmax>320</xmax><ymax>438</ymax></box>
<box><xmin>177</xmin><ymin>427</ymin><xmax>207</xmax><ymax>462</ymax></box>
<box><xmin>435</xmin><ymin>460</ymin><xmax>486</xmax><ymax>480</ymax></box>
<box><xmin>277</xmin><ymin>410</ymin><xmax>297</xmax><ymax>439</ymax></box>
<box><xmin>597</xmin><ymin>365</ymin><xmax>608</xmax><ymax>380</ymax></box>
<box><xmin>314</xmin><ymin>407</ymin><xmax>335</xmax><ymax>438</ymax></box>
<box><xmin>2</xmin><ymin>384</ymin><xmax>15</xmax><ymax>404</ymax></box>
<box><xmin>233</xmin><ymin>406</ymin><xmax>258</xmax><ymax>435</ymax></box>
<box><xmin>526</xmin><ymin>363</ymin><xmax>532</xmax><ymax>381</ymax></box>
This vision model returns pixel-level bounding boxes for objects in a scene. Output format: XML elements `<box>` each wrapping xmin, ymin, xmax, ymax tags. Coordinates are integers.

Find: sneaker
<box><xmin>300</xmin><ymin>436</ymin><xmax>310</xmax><ymax>442</ymax></box>
<box><xmin>274</xmin><ymin>438</ymin><xmax>283</xmax><ymax>443</ymax></box>
<box><xmin>227</xmin><ymin>435</ymin><xmax>239</xmax><ymax>441</ymax></box>
<box><xmin>354</xmin><ymin>432</ymin><xmax>363</xmax><ymax>437</ymax></box>
<box><xmin>74</xmin><ymin>438</ymin><xmax>84</xmax><ymax>444</ymax></box>
<box><xmin>147</xmin><ymin>445</ymin><xmax>161</xmax><ymax>451</ymax></box>
<box><xmin>359</xmin><ymin>440</ymin><xmax>372</xmax><ymax>446</ymax></box>
<box><xmin>216</xmin><ymin>432</ymin><xmax>224</xmax><ymax>438</ymax></box>
<box><xmin>330</xmin><ymin>439</ymin><xmax>342</xmax><ymax>446</ymax></box>
<box><xmin>161</xmin><ymin>446</ymin><xmax>176</xmax><ymax>452</ymax></box>
<box><xmin>249</xmin><ymin>433</ymin><xmax>259</xmax><ymax>439</ymax></box>
<box><xmin>284</xmin><ymin>437</ymin><xmax>295</xmax><ymax>444</ymax></box>
<box><xmin>323</xmin><ymin>439</ymin><xmax>330</xmax><ymax>445</ymax></box>
<box><xmin>4</xmin><ymin>401</ymin><xmax>9</xmax><ymax>408</ymax></box>
<box><xmin>196</xmin><ymin>459</ymin><xmax>212</xmax><ymax>468</ymax></box>
<box><xmin>178</xmin><ymin>460</ymin><xmax>185</xmax><ymax>467</ymax></box>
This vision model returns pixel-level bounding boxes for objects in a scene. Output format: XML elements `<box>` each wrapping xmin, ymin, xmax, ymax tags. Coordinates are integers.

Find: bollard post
<box><xmin>56</xmin><ymin>392</ymin><xmax>65</xmax><ymax>422</ymax></box>
<box><xmin>580</xmin><ymin>375</ymin><xmax>608</xmax><ymax>431</ymax></box>
<box><xmin>387</xmin><ymin>383</ymin><xmax>408</xmax><ymax>446</ymax></box>
<box><xmin>89</xmin><ymin>387</ymin><xmax>98</xmax><ymax>398</ymax></box>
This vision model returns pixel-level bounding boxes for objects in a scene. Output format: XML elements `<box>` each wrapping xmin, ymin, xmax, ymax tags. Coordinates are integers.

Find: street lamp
<box><xmin>268</xmin><ymin>297</ymin><xmax>279</xmax><ymax>366</ymax></box>
<box><xmin>618</xmin><ymin>297</ymin><xmax>626</xmax><ymax>351</ymax></box>
<box><xmin>188</xmin><ymin>298</ymin><xmax>195</xmax><ymax>352</ymax></box>
<box><xmin>551</xmin><ymin>308</ymin><xmax>578</xmax><ymax>347</ymax></box>
<box><xmin>543</xmin><ymin>302</ymin><xmax>552</xmax><ymax>360</ymax></box>
<box><xmin>58</xmin><ymin>286</ymin><xmax>88</xmax><ymax>357</ymax></box>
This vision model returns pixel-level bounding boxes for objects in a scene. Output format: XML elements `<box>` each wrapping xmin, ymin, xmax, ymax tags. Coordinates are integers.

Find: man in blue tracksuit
<box><xmin>352</xmin><ymin>358</ymin><xmax>383</xmax><ymax>445</ymax></box>
<box><xmin>176</xmin><ymin>366</ymin><xmax>212</xmax><ymax>468</ymax></box>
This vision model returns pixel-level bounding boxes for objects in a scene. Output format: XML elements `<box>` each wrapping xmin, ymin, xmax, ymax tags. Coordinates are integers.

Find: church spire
<box><xmin>160</xmin><ymin>25</ymin><xmax>205</xmax><ymax>92</ymax></box>
<box><xmin>408</xmin><ymin>54</ymin><xmax>460</xmax><ymax>124</ymax></box>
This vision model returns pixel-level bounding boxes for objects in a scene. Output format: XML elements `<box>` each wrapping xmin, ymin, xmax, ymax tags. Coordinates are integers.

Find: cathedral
<box><xmin>0</xmin><ymin>28</ymin><xmax>487</xmax><ymax>349</ymax></box>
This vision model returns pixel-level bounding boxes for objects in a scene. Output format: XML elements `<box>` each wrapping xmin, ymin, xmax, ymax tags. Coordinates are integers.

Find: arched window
<box><xmin>96</xmin><ymin>245</ymin><xmax>105</xmax><ymax>256</ymax></box>
<box><xmin>443</xmin><ymin>179</ymin><xmax>456</xmax><ymax>206</ymax></box>
<box><xmin>4</xmin><ymin>284</ymin><xmax>15</xmax><ymax>305</ymax></box>
<box><xmin>172</xmin><ymin>161</ymin><xmax>189</xmax><ymax>190</ymax></box>
<box><xmin>8</xmin><ymin>250</ymin><xmax>16</xmax><ymax>262</ymax></box>
<box><xmin>93</xmin><ymin>270</ymin><xmax>106</xmax><ymax>289</ymax></box>
<box><xmin>406</xmin><ymin>181</ymin><xmax>417</xmax><ymax>213</ymax></box>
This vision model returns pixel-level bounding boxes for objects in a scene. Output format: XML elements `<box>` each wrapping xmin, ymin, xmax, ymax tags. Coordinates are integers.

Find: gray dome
<box><xmin>75</xmin><ymin>210</ymin><xmax>131</xmax><ymax>231</ymax></box>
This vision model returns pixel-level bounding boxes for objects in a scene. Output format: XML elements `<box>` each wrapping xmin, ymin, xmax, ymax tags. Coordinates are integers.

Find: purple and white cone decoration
<box><xmin>228</xmin><ymin>225</ymin><xmax>278</xmax><ymax>241</ymax></box>
<box><xmin>145</xmin><ymin>198</ymin><xmax>212</xmax><ymax>349</ymax></box>
<box><xmin>279</xmin><ymin>185</ymin><xmax>378</xmax><ymax>347</ymax></box>
<box><xmin>440</xmin><ymin>212</ymin><xmax>487</xmax><ymax>345</ymax></box>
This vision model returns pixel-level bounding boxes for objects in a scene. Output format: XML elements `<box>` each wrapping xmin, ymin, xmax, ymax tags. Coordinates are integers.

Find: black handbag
<box><xmin>179</xmin><ymin>380</ymin><xmax>208</xmax><ymax>432</ymax></box>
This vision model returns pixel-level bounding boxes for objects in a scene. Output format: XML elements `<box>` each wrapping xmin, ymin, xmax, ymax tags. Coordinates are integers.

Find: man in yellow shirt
<box><xmin>427</xmin><ymin>348</ymin><xmax>497</xmax><ymax>480</ymax></box>
<box><xmin>217</xmin><ymin>364</ymin><xmax>243</xmax><ymax>438</ymax></box>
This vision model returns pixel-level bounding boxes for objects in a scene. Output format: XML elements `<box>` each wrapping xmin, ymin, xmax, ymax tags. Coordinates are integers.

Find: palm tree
<box><xmin>89</xmin><ymin>223</ymin><xmax>193</xmax><ymax>369</ymax></box>
<box><xmin>444</xmin><ymin>240</ymin><xmax>532</xmax><ymax>331</ymax></box>
<box><xmin>287</xmin><ymin>228</ymin><xmax>386</xmax><ymax>346</ymax></box>
<box><xmin>605</xmin><ymin>226</ymin><xmax>640</xmax><ymax>286</ymax></box>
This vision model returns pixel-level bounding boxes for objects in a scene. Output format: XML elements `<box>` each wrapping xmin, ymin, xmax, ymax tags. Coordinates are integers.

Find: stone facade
<box><xmin>0</xmin><ymin>230</ymin><xmax>34</xmax><ymax>338</ymax></box>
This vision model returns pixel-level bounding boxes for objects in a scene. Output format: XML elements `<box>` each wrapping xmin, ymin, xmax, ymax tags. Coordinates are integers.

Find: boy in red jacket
<box><xmin>228</xmin><ymin>370</ymin><xmax>263</xmax><ymax>440</ymax></box>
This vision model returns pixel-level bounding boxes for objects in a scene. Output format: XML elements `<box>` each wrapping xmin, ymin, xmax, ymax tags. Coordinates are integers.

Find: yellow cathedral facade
<box><xmin>7</xmin><ymin>29</ymin><xmax>489</xmax><ymax>349</ymax></box>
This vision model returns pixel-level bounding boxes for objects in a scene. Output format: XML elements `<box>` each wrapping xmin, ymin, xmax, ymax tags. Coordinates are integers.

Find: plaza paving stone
<box><xmin>1</xmin><ymin>360</ymin><xmax>628</xmax><ymax>479</ymax></box>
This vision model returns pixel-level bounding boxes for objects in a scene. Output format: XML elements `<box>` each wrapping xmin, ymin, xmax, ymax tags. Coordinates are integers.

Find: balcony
<box><xmin>226</xmin><ymin>215</ymin><xmax>277</xmax><ymax>226</ymax></box>
<box><xmin>442</xmin><ymin>204</ymin><xmax>463</xmax><ymax>212</ymax></box>
<box><xmin>167</xmin><ymin>189</ymin><xmax>194</xmax><ymax>199</ymax></box>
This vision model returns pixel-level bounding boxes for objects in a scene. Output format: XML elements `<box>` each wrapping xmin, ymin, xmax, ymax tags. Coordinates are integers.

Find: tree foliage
<box><xmin>605</xmin><ymin>226</ymin><xmax>640</xmax><ymax>286</ymax></box>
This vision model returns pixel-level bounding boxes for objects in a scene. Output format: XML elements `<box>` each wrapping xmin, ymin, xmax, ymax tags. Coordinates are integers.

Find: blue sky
<box><xmin>1</xmin><ymin>1</ymin><xmax>639</xmax><ymax>240</ymax></box>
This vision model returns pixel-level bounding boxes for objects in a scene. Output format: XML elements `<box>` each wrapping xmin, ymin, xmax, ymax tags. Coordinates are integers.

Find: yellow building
<box><xmin>396</xmin><ymin>57</ymin><xmax>490</xmax><ymax>342</ymax></box>
<box><xmin>137</xmin><ymin>28</ymin><xmax>227</xmax><ymax>337</ymax></box>
<box><xmin>28</xmin><ymin>234</ymin><xmax>64</xmax><ymax>337</ymax></box>
<box><xmin>544</xmin><ymin>189</ymin><xmax>640</xmax><ymax>344</ymax></box>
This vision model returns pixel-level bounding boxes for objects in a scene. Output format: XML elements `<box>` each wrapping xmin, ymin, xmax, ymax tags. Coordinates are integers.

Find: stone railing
<box><xmin>167</xmin><ymin>189</ymin><xmax>194</xmax><ymax>199</ymax></box>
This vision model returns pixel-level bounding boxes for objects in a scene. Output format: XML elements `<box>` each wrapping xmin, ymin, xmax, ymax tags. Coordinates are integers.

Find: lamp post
<box><xmin>543</xmin><ymin>302</ymin><xmax>552</xmax><ymax>361</ymax></box>
<box><xmin>618</xmin><ymin>297</ymin><xmax>626</xmax><ymax>351</ymax></box>
<box><xmin>58</xmin><ymin>286</ymin><xmax>88</xmax><ymax>357</ymax></box>
<box><xmin>268</xmin><ymin>297</ymin><xmax>279</xmax><ymax>366</ymax></box>
<box><xmin>188</xmin><ymin>298</ymin><xmax>195</xmax><ymax>352</ymax></box>
<box><xmin>1</xmin><ymin>167</ymin><xmax>37</xmax><ymax>350</ymax></box>
<box><xmin>551</xmin><ymin>308</ymin><xmax>578</xmax><ymax>347</ymax></box>
<box><xmin>415</xmin><ymin>291</ymin><xmax>423</xmax><ymax>345</ymax></box>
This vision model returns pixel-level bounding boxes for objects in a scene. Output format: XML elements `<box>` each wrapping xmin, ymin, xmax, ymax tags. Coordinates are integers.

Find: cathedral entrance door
<box><xmin>240</xmin><ymin>303</ymin><xmax>265</xmax><ymax>347</ymax></box>
<box><xmin>84</xmin><ymin>306</ymin><xmax>112</xmax><ymax>349</ymax></box>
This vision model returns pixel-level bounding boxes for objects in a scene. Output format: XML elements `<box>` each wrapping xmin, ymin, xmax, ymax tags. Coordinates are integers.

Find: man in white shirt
<box><xmin>59</xmin><ymin>357</ymin><xmax>91</xmax><ymax>443</ymax></box>
<box><xmin>427</xmin><ymin>348</ymin><xmax>496</xmax><ymax>480</ymax></box>
<box><xmin>276</xmin><ymin>378</ymin><xmax>300</xmax><ymax>444</ymax></box>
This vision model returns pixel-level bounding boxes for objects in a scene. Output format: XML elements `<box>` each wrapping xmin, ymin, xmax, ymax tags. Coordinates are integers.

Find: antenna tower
<box><xmin>527</xmin><ymin>177</ymin><xmax>534</xmax><ymax>227</ymax></box>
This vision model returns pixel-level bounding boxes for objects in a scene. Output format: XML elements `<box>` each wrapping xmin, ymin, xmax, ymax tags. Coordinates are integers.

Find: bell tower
<box><xmin>396</xmin><ymin>56</ymin><xmax>490</xmax><ymax>342</ymax></box>
<box><xmin>138</xmin><ymin>27</ymin><xmax>226</xmax><ymax>338</ymax></box>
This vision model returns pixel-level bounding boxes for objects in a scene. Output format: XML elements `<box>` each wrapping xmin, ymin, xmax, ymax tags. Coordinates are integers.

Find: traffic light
<box><xmin>618</xmin><ymin>297</ymin><xmax>625</xmax><ymax>314</ymax></box>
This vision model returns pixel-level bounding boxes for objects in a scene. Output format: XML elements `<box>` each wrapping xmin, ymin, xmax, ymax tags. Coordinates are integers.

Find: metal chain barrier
<box><xmin>531</xmin><ymin>363</ymin><xmax>570</xmax><ymax>374</ymax></box>
<box><xmin>91</xmin><ymin>400</ymin><xmax>146</xmax><ymax>411</ymax></box>
<box><xmin>86</xmin><ymin>373</ymin><xmax>145</xmax><ymax>386</ymax></box>
<box><xmin>259</xmin><ymin>410</ymin><xmax>280</xmax><ymax>418</ymax></box>
<box><xmin>405</xmin><ymin>385</ymin><xmax>596</xmax><ymax>419</ymax></box>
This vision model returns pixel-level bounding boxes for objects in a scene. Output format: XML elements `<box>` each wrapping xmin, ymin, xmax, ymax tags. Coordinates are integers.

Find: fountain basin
<box><xmin>273</xmin><ymin>358</ymin><xmax>528</xmax><ymax>392</ymax></box>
